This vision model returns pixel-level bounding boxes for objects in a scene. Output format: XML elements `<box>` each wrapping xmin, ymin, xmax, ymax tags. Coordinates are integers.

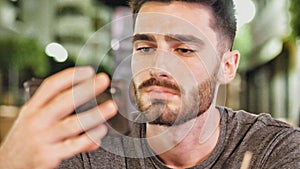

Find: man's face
<box><xmin>131</xmin><ymin>1</ymin><xmax>220</xmax><ymax>126</ymax></box>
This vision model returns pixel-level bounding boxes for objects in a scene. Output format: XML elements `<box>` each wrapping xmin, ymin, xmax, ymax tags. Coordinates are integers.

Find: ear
<box><xmin>217</xmin><ymin>50</ymin><xmax>240</xmax><ymax>84</ymax></box>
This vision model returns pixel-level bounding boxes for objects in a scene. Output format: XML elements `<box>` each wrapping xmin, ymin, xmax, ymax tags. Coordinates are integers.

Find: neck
<box><xmin>146</xmin><ymin>106</ymin><xmax>220</xmax><ymax>169</ymax></box>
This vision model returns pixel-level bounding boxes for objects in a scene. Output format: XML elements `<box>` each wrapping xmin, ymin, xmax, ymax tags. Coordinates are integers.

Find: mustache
<box><xmin>138</xmin><ymin>78</ymin><xmax>181</xmax><ymax>94</ymax></box>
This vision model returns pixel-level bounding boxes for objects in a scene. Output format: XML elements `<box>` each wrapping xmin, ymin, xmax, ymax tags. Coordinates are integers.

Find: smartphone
<box><xmin>23</xmin><ymin>78</ymin><xmax>132</xmax><ymax>137</ymax></box>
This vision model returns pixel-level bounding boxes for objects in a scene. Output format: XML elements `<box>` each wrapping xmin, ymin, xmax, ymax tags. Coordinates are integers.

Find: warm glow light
<box><xmin>45</xmin><ymin>42</ymin><xmax>68</xmax><ymax>62</ymax></box>
<box><xmin>234</xmin><ymin>0</ymin><xmax>256</xmax><ymax>27</ymax></box>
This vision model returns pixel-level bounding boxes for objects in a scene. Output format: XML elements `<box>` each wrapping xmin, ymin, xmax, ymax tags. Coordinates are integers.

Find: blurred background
<box><xmin>0</xmin><ymin>0</ymin><xmax>299</xmax><ymax>142</ymax></box>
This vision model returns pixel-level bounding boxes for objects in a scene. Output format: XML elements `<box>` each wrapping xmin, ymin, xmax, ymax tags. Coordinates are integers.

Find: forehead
<box><xmin>134</xmin><ymin>1</ymin><xmax>218</xmax><ymax>48</ymax></box>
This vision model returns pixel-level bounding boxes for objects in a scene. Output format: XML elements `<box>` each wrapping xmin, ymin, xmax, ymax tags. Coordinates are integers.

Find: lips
<box><xmin>144</xmin><ymin>86</ymin><xmax>180</xmax><ymax>99</ymax></box>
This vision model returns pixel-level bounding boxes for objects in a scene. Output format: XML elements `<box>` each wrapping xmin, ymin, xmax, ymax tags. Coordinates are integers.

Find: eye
<box><xmin>136</xmin><ymin>47</ymin><xmax>155</xmax><ymax>53</ymax></box>
<box><xmin>175</xmin><ymin>48</ymin><xmax>195</xmax><ymax>54</ymax></box>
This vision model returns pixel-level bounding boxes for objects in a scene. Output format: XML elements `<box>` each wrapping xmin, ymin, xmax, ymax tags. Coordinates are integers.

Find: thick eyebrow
<box><xmin>165</xmin><ymin>34</ymin><xmax>205</xmax><ymax>46</ymax></box>
<box><xmin>132</xmin><ymin>33</ymin><xmax>205</xmax><ymax>47</ymax></box>
<box><xmin>132</xmin><ymin>34</ymin><xmax>156</xmax><ymax>43</ymax></box>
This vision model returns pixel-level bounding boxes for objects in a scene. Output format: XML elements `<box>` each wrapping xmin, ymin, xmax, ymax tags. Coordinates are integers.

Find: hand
<box><xmin>0</xmin><ymin>67</ymin><xmax>118</xmax><ymax>169</ymax></box>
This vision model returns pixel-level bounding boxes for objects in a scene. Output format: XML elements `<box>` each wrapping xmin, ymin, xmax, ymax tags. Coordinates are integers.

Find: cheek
<box><xmin>131</xmin><ymin>70</ymin><xmax>150</xmax><ymax>89</ymax></box>
<box><xmin>131</xmin><ymin>54</ymin><xmax>155</xmax><ymax>75</ymax></box>
<box><xmin>185</xmin><ymin>57</ymin><xmax>218</xmax><ymax>85</ymax></box>
<box><xmin>139</xmin><ymin>94</ymin><xmax>151</xmax><ymax>106</ymax></box>
<box><xmin>182</xmin><ymin>59</ymin><xmax>208</xmax><ymax>84</ymax></box>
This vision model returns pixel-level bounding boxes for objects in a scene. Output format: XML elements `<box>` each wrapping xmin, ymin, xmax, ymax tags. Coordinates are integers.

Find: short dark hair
<box><xmin>129</xmin><ymin>0</ymin><xmax>237</xmax><ymax>53</ymax></box>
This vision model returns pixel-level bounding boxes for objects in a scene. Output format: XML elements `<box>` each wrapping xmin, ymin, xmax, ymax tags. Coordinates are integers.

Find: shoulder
<box><xmin>218</xmin><ymin>106</ymin><xmax>300</xmax><ymax>152</ymax></box>
<box><xmin>231</xmin><ymin>108</ymin><xmax>300</xmax><ymax>147</ymax></box>
<box><xmin>231</xmin><ymin>108</ymin><xmax>300</xmax><ymax>143</ymax></box>
<box><xmin>218</xmin><ymin>106</ymin><xmax>300</xmax><ymax>167</ymax></box>
<box><xmin>220</xmin><ymin>106</ymin><xmax>297</xmax><ymax>130</ymax></box>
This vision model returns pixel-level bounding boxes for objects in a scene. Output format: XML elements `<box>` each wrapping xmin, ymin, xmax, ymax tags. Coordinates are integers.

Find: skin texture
<box><xmin>132</xmin><ymin>2</ymin><xmax>240</xmax><ymax>168</ymax></box>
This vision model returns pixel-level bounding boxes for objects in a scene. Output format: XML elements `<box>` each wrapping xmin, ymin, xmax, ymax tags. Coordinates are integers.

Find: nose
<box><xmin>148</xmin><ymin>67</ymin><xmax>170</xmax><ymax>80</ymax></box>
<box><xmin>149</xmin><ymin>50</ymin><xmax>171</xmax><ymax>80</ymax></box>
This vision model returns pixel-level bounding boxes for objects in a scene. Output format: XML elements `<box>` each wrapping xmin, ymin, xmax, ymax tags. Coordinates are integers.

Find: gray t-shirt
<box><xmin>58</xmin><ymin>107</ymin><xmax>300</xmax><ymax>168</ymax></box>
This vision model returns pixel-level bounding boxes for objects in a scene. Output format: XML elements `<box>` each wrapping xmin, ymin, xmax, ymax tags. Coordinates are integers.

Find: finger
<box><xmin>47</xmin><ymin>100</ymin><xmax>117</xmax><ymax>142</ymax></box>
<box><xmin>25</xmin><ymin>67</ymin><xmax>95</xmax><ymax>114</ymax></box>
<box><xmin>56</xmin><ymin>124</ymin><xmax>108</xmax><ymax>159</ymax></box>
<box><xmin>39</xmin><ymin>73</ymin><xmax>110</xmax><ymax>124</ymax></box>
